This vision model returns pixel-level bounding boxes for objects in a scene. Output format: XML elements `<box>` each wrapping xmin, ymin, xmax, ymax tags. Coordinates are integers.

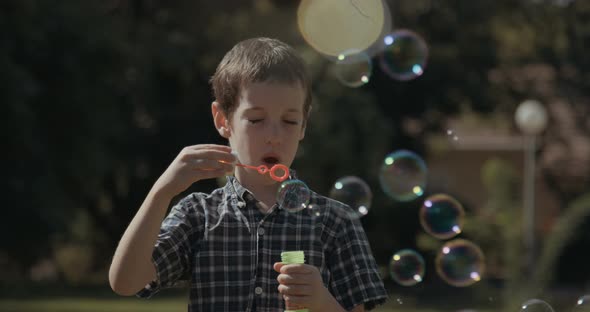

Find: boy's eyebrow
<box><xmin>244</xmin><ymin>107</ymin><xmax>302</xmax><ymax>113</ymax></box>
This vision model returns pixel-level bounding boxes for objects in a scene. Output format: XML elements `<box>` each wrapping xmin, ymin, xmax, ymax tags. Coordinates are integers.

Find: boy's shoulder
<box><xmin>309</xmin><ymin>190</ymin><xmax>349</xmax><ymax>210</ymax></box>
<box><xmin>175</xmin><ymin>184</ymin><xmax>231</xmax><ymax>213</ymax></box>
<box><xmin>308</xmin><ymin>190</ymin><xmax>360</xmax><ymax>222</ymax></box>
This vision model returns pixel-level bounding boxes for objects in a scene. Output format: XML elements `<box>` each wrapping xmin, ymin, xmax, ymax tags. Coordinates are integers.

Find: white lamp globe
<box><xmin>515</xmin><ymin>99</ymin><xmax>548</xmax><ymax>135</ymax></box>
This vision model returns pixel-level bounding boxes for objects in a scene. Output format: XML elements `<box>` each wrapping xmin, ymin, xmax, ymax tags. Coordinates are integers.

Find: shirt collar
<box><xmin>223</xmin><ymin>168</ymin><xmax>299</xmax><ymax>201</ymax></box>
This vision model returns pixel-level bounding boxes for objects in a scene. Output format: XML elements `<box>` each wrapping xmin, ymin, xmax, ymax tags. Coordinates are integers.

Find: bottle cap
<box><xmin>281</xmin><ymin>251</ymin><xmax>305</xmax><ymax>264</ymax></box>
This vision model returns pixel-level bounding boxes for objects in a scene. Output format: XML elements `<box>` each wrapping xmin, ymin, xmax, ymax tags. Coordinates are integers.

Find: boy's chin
<box><xmin>238</xmin><ymin>169</ymin><xmax>280</xmax><ymax>185</ymax></box>
<box><xmin>261</xmin><ymin>174</ymin><xmax>281</xmax><ymax>185</ymax></box>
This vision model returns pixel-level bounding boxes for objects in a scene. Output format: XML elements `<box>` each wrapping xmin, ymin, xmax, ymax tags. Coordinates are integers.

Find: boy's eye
<box><xmin>248</xmin><ymin>119</ymin><xmax>263</xmax><ymax>124</ymax></box>
<box><xmin>284</xmin><ymin>120</ymin><xmax>299</xmax><ymax>125</ymax></box>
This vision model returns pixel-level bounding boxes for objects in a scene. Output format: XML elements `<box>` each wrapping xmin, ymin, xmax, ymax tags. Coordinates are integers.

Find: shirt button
<box><xmin>257</xmin><ymin>227</ymin><xmax>265</xmax><ymax>235</ymax></box>
<box><xmin>254</xmin><ymin>287</ymin><xmax>263</xmax><ymax>295</ymax></box>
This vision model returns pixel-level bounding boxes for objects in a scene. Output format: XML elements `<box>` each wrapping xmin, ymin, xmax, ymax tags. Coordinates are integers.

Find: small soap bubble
<box><xmin>389</xmin><ymin>249</ymin><xmax>425</xmax><ymax>286</ymax></box>
<box><xmin>420</xmin><ymin>194</ymin><xmax>465</xmax><ymax>240</ymax></box>
<box><xmin>574</xmin><ymin>295</ymin><xmax>590</xmax><ymax>312</ymax></box>
<box><xmin>379</xmin><ymin>150</ymin><xmax>428</xmax><ymax>202</ymax></box>
<box><xmin>379</xmin><ymin>29</ymin><xmax>428</xmax><ymax>81</ymax></box>
<box><xmin>435</xmin><ymin>239</ymin><xmax>485</xmax><ymax>287</ymax></box>
<box><xmin>519</xmin><ymin>299</ymin><xmax>554</xmax><ymax>312</ymax></box>
<box><xmin>446</xmin><ymin>129</ymin><xmax>459</xmax><ymax>141</ymax></box>
<box><xmin>277</xmin><ymin>179</ymin><xmax>311</xmax><ymax>213</ymax></box>
<box><xmin>307</xmin><ymin>204</ymin><xmax>323</xmax><ymax>218</ymax></box>
<box><xmin>331</xmin><ymin>49</ymin><xmax>372</xmax><ymax>88</ymax></box>
<box><xmin>329</xmin><ymin>176</ymin><xmax>372</xmax><ymax>218</ymax></box>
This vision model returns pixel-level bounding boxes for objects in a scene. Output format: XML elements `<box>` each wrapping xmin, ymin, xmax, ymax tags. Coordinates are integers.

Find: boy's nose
<box><xmin>265</xmin><ymin>124</ymin><xmax>281</xmax><ymax>145</ymax></box>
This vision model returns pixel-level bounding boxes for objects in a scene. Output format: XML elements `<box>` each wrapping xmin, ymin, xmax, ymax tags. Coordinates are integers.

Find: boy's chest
<box><xmin>192</xmin><ymin>210</ymin><xmax>329</xmax><ymax>285</ymax></box>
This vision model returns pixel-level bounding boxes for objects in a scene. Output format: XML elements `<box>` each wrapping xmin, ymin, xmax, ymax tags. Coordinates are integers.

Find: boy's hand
<box><xmin>274</xmin><ymin>262</ymin><xmax>336</xmax><ymax>311</ymax></box>
<box><xmin>153</xmin><ymin>144</ymin><xmax>235</xmax><ymax>198</ymax></box>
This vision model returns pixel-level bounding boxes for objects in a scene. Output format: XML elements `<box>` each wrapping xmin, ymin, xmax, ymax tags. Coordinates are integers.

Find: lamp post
<box><xmin>514</xmin><ymin>99</ymin><xmax>548</xmax><ymax>275</ymax></box>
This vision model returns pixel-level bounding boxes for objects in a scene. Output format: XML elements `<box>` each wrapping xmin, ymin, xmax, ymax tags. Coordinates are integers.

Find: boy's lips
<box><xmin>261</xmin><ymin>153</ymin><xmax>280</xmax><ymax>165</ymax></box>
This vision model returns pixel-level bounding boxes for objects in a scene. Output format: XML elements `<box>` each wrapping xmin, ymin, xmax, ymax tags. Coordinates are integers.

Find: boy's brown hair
<box><xmin>210</xmin><ymin>37</ymin><xmax>312</xmax><ymax>120</ymax></box>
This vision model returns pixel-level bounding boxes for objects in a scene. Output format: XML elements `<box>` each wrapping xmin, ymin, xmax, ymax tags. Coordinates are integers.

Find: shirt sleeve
<box><xmin>136</xmin><ymin>195</ymin><xmax>202</xmax><ymax>299</ymax></box>
<box><xmin>327</xmin><ymin>213</ymin><xmax>388</xmax><ymax>311</ymax></box>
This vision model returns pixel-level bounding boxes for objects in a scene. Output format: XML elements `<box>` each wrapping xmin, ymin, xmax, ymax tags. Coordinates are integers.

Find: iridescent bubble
<box><xmin>435</xmin><ymin>239</ymin><xmax>485</xmax><ymax>287</ymax></box>
<box><xmin>329</xmin><ymin>176</ymin><xmax>372</xmax><ymax>218</ymax></box>
<box><xmin>379</xmin><ymin>29</ymin><xmax>428</xmax><ymax>81</ymax></box>
<box><xmin>389</xmin><ymin>249</ymin><xmax>425</xmax><ymax>286</ymax></box>
<box><xmin>331</xmin><ymin>49</ymin><xmax>372</xmax><ymax>87</ymax></box>
<box><xmin>420</xmin><ymin>194</ymin><xmax>465</xmax><ymax>240</ymax></box>
<box><xmin>519</xmin><ymin>299</ymin><xmax>554</xmax><ymax>312</ymax></box>
<box><xmin>574</xmin><ymin>295</ymin><xmax>590</xmax><ymax>312</ymax></box>
<box><xmin>277</xmin><ymin>179</ymin><xmax>311</xmax><ymax>213</ymax></box>
<box><xmin>379</xmin><ymin>150</ymin><xmax>427</xmax><ymax>201</ymax></box>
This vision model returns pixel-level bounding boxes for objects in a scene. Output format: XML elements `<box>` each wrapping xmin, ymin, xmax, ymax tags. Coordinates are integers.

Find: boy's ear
<box><xmin>212</xmin><ymin>101</ymin><xmax>231</xmax><ymax>138</ymax></box>
<box><xmin>299</xmin><ymin>106</ymin><xmax>312</xmax><ymax>141</ymax></box>
<box><xmin>299</xmin><ymin>123</ymin><xmax>306</xmax><ymax>141</ymax></box>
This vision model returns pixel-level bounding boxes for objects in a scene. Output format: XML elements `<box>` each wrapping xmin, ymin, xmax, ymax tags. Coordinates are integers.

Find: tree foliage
<box><xmin>2</xmin><ymin>2</ymin><xmax>590</xmax><ymax>299</ymax></box>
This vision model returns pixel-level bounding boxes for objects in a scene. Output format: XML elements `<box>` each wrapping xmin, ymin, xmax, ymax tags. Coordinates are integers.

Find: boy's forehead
<box><xmin>237</xmin><ymin>82</ymin><xmax>306</xmax><ymax>110</ymax></box>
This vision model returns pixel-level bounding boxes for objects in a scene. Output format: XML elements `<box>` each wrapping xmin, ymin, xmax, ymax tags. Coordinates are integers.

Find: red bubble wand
<box><xmin>235</xmin><ymin>163</ymin><xmax>290</xmax><ymax>182</ymax></box>
<box><xmin>220</xmin><ymin>160</ymin><xmax>289</xmax><ymax>182</ymax></box>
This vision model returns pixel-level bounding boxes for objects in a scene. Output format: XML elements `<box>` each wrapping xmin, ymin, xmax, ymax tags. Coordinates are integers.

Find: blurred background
<box><xmin>2</xmin><ymin>0</ymin><xmax>590</xmax><ymax>311</ymax></box>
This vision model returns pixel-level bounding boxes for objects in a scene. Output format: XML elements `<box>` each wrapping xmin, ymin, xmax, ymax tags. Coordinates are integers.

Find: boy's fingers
<box><xmin>193</xmin><ymin>168</ymin><xmax>227</xmax><ymax>180</ymax></box>
<box><xmin>277</xmin><ymin>273</ymin><xmax>311</xmax><ymax>285</ymax></box>
<box><xmin>273</xmin><ymin>262</ymin><xmax>284</xmax><ymax>273</ymax></box>
<box><xmin>280</xmin><ymin>264</ymin><xmax>311</xmax><ymax>274</ymax></box>
<box><xmin>283</xmin><ymin>294</ymin><xmax>309</xmax><ymax>306</ymax></box>
<box><xmin>187</xmin><ymin>149</ymin><xmax>236</xmax><ymax>161</ymax></box>
<box><xmin>191</xmin><ymin>159</ymin><xmax>234</xmax><ymax>172</ymax></box>
<box><xmin>192</xmin><ymin>159</ymin><xmax>222</xmax><ymax>170</ymax></box>
<box><xmin>189</xmin><ymin>144</ymin><xmax>232</xmax><ymax>152</ymax></box>
<box><xmin>187</xmin><ymin>149</ymin><xmax>237</xmax><ymax>164</ymax></box>
<box><xmin>278</xmin><ymin>284</ymin><xmax>310</xmax><ymax>296</ymax></box>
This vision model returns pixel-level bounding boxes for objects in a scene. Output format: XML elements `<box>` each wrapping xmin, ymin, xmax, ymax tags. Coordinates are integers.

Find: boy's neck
<box><xmin>234</xmin><ymin>169</ymin><xmax>280</xmax><ymax>211</ymax></box>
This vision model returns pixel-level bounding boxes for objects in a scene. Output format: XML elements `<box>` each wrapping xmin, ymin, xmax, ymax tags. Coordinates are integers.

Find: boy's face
<box><xmin>213</xmin><ymin>82</ymin><xmax>307</xmax><ymax>182</ymax></box>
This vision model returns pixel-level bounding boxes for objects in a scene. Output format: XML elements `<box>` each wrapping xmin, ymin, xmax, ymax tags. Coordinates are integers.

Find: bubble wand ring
<box><xmin>234</xmin><ymin>163</ymin><xmax>290</xmax><ymax>182</ymax></box>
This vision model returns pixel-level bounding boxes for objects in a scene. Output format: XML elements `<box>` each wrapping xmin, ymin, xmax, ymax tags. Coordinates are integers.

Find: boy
<box><xmin>109</xmin><ymin>37</ymin><xmax>387</xmax><ymax>311</ymax></box>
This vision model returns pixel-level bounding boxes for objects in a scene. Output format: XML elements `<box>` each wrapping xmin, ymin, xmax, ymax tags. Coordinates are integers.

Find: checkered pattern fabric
<box><xmin>137</xmin><ymin>175</ymin><xmax>387</xmax><ymax>311</ymax></box>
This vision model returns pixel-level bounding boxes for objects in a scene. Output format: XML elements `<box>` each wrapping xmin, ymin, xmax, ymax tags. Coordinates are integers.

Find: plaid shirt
<box><xmin>137</xmin><ymin>175</ymin><xmax>388</xmax><ymax>311</ymax></box>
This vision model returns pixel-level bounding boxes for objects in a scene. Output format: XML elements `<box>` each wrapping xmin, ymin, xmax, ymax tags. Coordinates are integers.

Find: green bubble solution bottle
<box><xmin>281</xmin><ymin>251</ymin><xmax>309</xmax><ymax>312</ymax></box>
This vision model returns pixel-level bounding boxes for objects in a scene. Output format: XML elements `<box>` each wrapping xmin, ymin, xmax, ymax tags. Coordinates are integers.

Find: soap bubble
<box><xmin>277</xmin><ymin>179</ymin><xmax>311</xmax><ymax>213</ymax></box>
<box><xmin>331</xmin><ymin>49</ymin><xmax>372</xmax><ymax>87</ymax></box>
<box><xmin>519</xmin><ymin>299</ymin><xmax>554</xmax><ymax>312</ymax></box>
<box><xmin>435</xmin><ymin>239</ymin><xmax>485</xmax><ymax>287</ymax></box>
<box><xmin>379</xmin><ymin>29</ymin><xmax>428</xmax><ymax>81</ymax></box>
<box><xmin>329</xmin><ymin>176</ymin><xmax>372</xmax><ymax>218</ymax></box>
<box><xmin>389</xmin><ymin>249</ymin><xmax>425</xmax><ymax>286</ymax></box>
<box><xmin>420</xmin><ymin>194</ymin><xmax>465</xmax><ymax>240</ymax></box>
<box><xmin>446</xmin><ymin>129</ymin><xmax>459</xmax><ymax>142</ymax></box>
<box><xmin>573</xmin><ymin>295</ymin><xmax>590</xmax><ymax>312</ymax></box>
<box><xmin>297</xmin><ymin>0</ymin><xmax>391</xmax><ymax>57</ymax></box>
<box><xmin>379</xmin><ymin>150</ymin><xmax>427</xmax><ymax>201</ymax></box>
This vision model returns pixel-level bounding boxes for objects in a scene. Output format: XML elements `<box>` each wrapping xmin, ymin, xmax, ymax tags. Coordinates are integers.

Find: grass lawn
<box><xmin>0</xmin><ymin>284</ymin><xmax>497</xmax><ymax>312</ymax></box>
<box><xmin>0</xmin><ymin>297</ymin><xmax>493</xmax><ymax>312</ymax></box>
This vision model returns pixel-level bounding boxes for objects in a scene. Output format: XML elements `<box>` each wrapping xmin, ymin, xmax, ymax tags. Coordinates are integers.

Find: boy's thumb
<box><xmin>273</xmin><ymin>262</ymin><xmax>284</xmax><ymax>273</ymax></box>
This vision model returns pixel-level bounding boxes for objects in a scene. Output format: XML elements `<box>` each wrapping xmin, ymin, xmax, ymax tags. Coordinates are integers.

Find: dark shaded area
<box><xmin>2</xmin><ymin>1</ymin><xmax>590</xmax><ymax>310</ymax></box>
